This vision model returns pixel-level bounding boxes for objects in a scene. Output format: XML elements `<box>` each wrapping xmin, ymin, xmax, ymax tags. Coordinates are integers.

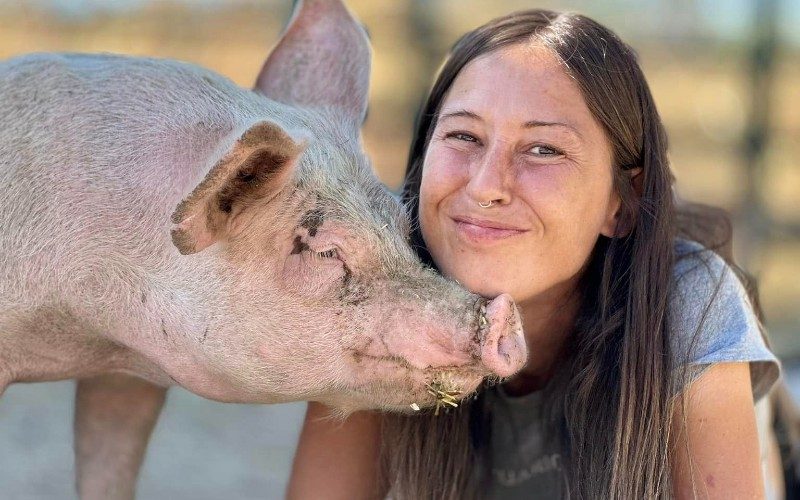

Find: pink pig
<box><xmin>0</xmin><ymin>0</ymin><xmax>527</xmax><ymax>497</ymax></box>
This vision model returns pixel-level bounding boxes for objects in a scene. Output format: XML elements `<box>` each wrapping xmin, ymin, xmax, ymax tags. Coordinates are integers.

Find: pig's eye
<box><xmin>315</xmin><ymin>248</ymin><xmax>339</xmax><ymax>260</ymax></box>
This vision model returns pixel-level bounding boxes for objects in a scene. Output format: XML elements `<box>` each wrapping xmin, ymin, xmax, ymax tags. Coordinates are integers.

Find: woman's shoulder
<box><xmin>670</xmin><ymin>238</ymin><xmax>752</xmax><ymax>307</ymax></box>
<box><xmin>669</xmin><ymin>238</ymin><xmax>780</xmax><ymax>400</ymax></box>
<box><xmin>672</xmin><ymin>238</ymin><xmax>729</xmax><ymax>281</ymax></box>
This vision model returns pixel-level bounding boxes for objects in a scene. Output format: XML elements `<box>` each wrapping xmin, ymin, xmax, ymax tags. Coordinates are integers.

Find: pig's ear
<box><xmin>170</xmin><ymin>121</ymin><xmax>306</xmax><ymax>255</ymax></box>
<box><xmin>254</xmin><ymin>0</ymin><xmax>370</xmax><ymax>128</ymax></box>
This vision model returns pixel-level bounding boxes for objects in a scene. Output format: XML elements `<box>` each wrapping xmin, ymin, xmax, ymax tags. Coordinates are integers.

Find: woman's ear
<box><xmin>600</xmin><ymin>193</ymin><xmax>623</xmax><ymax>238</ymax></box>
<box><xmin>600</xmin><ymin>167</ymin><xmax>643</xmax><ymax>238</ymax></box>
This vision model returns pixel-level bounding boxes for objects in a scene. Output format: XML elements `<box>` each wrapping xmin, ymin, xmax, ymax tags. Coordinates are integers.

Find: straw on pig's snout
<box><xmin>409</xmin><ymin>372</ymin><xmax>464</xmax><ymax>416</ymax></box>
<box><xmin>408</xmin><ymin>303</ymin><xmax>490</xmax><ymax>416</ymax></box>
<box><xmin>427</xmin><ymin>379</ymin><xmax>461</xmax><ymax>416</ymax></box>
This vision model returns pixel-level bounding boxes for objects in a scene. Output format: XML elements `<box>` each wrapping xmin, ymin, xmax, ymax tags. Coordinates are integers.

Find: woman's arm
<box><xmin>287</xmin><ymin>402</ymin><xmax>386</xmax><ymax>500</ymax></box>
<box><xmin>671</xmin><ymin>362</ymin><xmax>765</xmax><ymax>499</ymax></box>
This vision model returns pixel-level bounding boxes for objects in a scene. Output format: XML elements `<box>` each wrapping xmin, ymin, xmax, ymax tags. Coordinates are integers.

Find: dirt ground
<box><xmin>0</xmin><ymin>382</ymin><xmax>306</xmax><ymax>500</ymax></box>
<box><xmin>1</xmin><ymin>361</ymin><xmax>799</xmax><ymax>499</ymax></box>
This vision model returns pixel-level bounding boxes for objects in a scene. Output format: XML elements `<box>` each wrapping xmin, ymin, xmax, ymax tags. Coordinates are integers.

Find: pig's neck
<box><xmin>0</xmin><ymin>254</ymin><xmax>222</xmax><ymax>395</ymax></box>
<box><xmin>116</xmin><ymin>252</ymin><xmax>235</xmax><ymax>398</ymax></box>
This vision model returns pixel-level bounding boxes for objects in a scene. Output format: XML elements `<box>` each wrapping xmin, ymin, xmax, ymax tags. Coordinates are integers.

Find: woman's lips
<box><xmin>451</xmin><ymin>215</ymin><xmax>527</xmax><ymax>243</ymax></box>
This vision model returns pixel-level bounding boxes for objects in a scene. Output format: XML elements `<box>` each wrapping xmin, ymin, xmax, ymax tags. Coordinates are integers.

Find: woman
<box><xmin>287</xmin><ymin>9</ymin><xmax>780</xmax><ymax>499</ymax></box>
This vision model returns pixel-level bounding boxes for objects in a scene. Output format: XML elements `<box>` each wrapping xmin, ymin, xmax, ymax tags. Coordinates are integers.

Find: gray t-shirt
<box><xmin>484</xmin><ymin>239</ymin><xmax>781</xmax><ymax>499</ymax></box>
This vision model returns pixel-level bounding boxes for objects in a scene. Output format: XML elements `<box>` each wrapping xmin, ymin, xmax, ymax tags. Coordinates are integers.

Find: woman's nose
<box><xmin>465</xmin><ymin>145</ymin><xmax>512</xmax><ymax>206</ymax></box>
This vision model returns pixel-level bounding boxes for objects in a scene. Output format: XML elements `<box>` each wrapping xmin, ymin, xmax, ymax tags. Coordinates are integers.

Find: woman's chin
<box><xmin>442</xmin><ymin>265</ymin><xmax>522</xmax><ymax>298</ymax></box>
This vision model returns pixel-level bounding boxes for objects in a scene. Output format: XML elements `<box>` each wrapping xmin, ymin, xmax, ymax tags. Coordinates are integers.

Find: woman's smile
<box><xmin>449</xmin><ymin>213</ymin><xmax>529</xmax><ymax>245</ymax></box>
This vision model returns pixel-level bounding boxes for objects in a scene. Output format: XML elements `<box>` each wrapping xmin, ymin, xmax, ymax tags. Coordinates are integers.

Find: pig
<box><xmin>0</xmin><ymin>0</ymin><xmax>527</xmax><ymax>498</ymax></box>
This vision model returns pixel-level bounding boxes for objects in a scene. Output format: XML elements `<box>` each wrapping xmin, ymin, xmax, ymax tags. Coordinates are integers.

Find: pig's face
<box><xmin>165</xmin><ymin>0</ymin><xmax>526</xmax><ymax>412</ymax></box>
<box><xmin>173</xmin><ymin>127</ymin><xmax>526</xmax><ymax>412</ymax></box>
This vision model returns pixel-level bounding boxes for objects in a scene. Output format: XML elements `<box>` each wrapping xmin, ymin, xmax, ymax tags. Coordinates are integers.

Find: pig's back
<box><xmin>0</xmin><ymin>53</ymin><xmax>275</xmax><ymax>301</ymax></box>
<box><xmin>0</xmin><ymin>52</ymin><xmax>268</xmax><ymax>194</ymax></box>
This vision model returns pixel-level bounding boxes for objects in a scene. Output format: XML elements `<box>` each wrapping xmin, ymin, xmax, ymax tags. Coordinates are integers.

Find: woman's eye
<box><xmin>316</xmin><ymin>248</ymin><xmax>339</xmax><ymax>259</ymax></box>
<box><xmin>446</xmin><ymin>132</ymin><xmax>478</xmax><ymax>143</ymax></box>
<box><xmin>529</xmin><ymin>145</ymin><xmax>562</xmax><ymax>156</ymax></box>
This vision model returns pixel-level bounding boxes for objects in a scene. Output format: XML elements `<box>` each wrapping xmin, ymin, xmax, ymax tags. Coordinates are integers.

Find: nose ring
<box><xmin>478</xmin><ymin>200</ymin><xmax>494</xmax><ymax>208</ymax></box>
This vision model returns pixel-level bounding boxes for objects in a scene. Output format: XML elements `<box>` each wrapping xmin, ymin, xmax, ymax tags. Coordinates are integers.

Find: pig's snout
<box><xmin>479</xmin><ymin>294</ymin><xmax>527</xmax><ymax>378</ymax></box>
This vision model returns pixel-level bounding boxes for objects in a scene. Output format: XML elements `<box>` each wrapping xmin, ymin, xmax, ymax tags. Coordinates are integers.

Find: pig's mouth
<box><xmin>344</xmin><ymin>355</ymin><xmax>487</xmax><ymax>413</ymax></box>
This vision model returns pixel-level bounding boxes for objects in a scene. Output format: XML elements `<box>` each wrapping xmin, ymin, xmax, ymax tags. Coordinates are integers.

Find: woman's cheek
<box><xmin>517</xmin><ymin>162</ymin><xmax>572</xmax><ymax>197</ymax></box>
<box><xmin>423</xmin><ymin>146</ymin><xmax>468</xmax><ymax>191</ymax></box>
<box><xmin>420</xmin><ymin>147</ymin><xmax>466</xmax><ymax>221</ymax></box>
<box><xmin>520</xmin><ymin>163</ymin><xmax>593</xmax><ymax>220</ymax></box>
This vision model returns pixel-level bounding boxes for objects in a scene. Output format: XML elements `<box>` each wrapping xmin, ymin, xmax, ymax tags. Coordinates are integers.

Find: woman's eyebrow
<box><xmin>440</xmin><ymin>109</ymin><xmax>582</xmax><ymax>138</ymax></box>
<box><xmin>439</xmin><ymin>109</ymin><xmax>481</xmax><ymax>122</ymax></box>
<box><xmin>524</xmin><ymin>119</ymin><xmax>582</xmax><ymax>138</ymax></box>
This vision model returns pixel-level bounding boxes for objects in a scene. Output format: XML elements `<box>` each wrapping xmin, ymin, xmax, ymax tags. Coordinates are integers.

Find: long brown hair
<box><xmin>382</xmin><ymin>9</ymin><xmax>707</xmax><ymax>499</ymax></box>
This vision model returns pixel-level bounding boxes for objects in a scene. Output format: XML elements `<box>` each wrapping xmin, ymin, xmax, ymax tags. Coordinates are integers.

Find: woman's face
<box><xmin>419</xmin><ymin>43</ymin><xmax>620</xmax><ymax>306</ymax></box>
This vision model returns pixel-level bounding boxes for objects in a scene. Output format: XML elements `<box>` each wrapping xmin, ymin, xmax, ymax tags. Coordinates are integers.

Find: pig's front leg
<box><xmin>74</xmin><ymin>373</ymin><xmax>167</xmax><ymax>500</ymax></box>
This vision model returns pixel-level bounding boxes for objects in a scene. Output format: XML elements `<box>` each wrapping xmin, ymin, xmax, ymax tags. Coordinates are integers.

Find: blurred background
<box><xmin>0</xmin><ymin>0</ymin><xmax>797</xmax><ymax>498</ymax></box>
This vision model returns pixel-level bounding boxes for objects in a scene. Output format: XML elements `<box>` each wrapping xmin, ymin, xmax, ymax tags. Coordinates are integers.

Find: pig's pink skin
<box><xmin>0</xmin><ymin>3</ymin><xmax>525</xmax><ymax>498</ymax></box>
<box><xmin>0</xmin><ymin>59</ymin><xmax>526</xmax><ymax>412</ymax></box>
<box><xmin>332</xmin><ymin>293</ymin><xmax>525</xmax><ymax>410</ymax></box>
<box><xmin>481</xmin><ymin>294</ymin><xmax>527</xmax><ymax>378</ymax></box>
<box><xmin>371</xmin><ymin>293</ymin><xmax>524</xmax><ymax>375</ymax></box>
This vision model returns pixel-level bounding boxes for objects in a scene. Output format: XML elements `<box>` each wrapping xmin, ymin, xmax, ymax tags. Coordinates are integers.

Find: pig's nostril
<box><xmin>497</xmin><ymin>335</ymin><xmax>511</xmax><ymax>364</ymax></box>
<box><xmin>480</xmin><ymin>293</ymin><xmax>527</xmax><ymax>378</ymax></box>
<box><xmin>482</xmin><ymin>328</ymin><xmax>526</xmax><ymax>378</ymax></box>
